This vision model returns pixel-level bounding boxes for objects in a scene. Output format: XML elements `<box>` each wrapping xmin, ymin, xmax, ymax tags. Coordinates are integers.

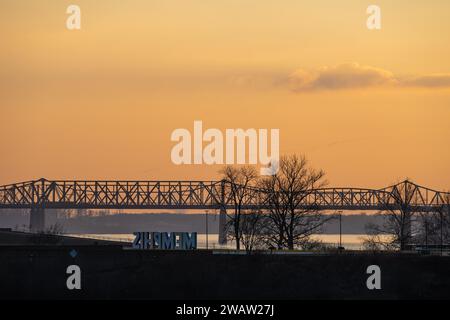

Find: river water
<box><xmin>67</xmin><ymin>233</ymin><xmax>388</xmax><ymax>250</ymax></box>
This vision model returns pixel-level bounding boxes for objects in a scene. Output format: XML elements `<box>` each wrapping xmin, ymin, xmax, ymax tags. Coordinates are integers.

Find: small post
<box><xmin>218</xmin><ymin>180</ymin><xmax>227</xmax><ymax>245</ymax></box>
<box><xmin>205</xmin><ymin>210</ymin><xmax>209</xmax><ymax>249</ymax></box>
<box><xmin>338</xmin><ymin>210</ymin><xmax>344</xmax><ymax>251</ymax></box>
<box><xmin>440</xmin><ymin>210</ymin><xmax>444</xmax><ymax>256</ymax></box>
<box><xmin>339</xmin><ymin>211</ymin><xmax>342</xmax><ymax>248</ymax></box>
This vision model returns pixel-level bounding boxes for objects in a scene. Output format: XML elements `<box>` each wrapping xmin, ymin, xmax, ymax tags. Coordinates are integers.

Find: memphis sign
<box><xmin>132</xmin><ymin>232</ymin><xmax>197</xmax><ymax>250</ymax></box>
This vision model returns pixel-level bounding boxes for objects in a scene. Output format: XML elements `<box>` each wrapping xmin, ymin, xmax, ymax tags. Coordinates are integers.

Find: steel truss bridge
<box><xmin>0</xmin><ymin>179</ymin><xmax>449</xmax><ymax>242</ymax></box>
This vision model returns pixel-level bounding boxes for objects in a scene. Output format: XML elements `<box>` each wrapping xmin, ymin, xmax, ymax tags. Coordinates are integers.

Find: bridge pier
<box><xmin>218</xmin><ymin>180</ymin><xmax>227</xmax><ymax>245</ymax></box>
<box><xmin>29</xmin><ymin>207</ymin><xmax>45</xmax><ymax>233</ymax></box>
<box><xmin>218</xmin><ymin>207</ymin><xmax>227</xmax><ymax>245</ymax></box>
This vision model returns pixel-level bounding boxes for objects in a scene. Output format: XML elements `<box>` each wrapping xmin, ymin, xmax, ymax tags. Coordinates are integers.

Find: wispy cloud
<box><xmin>286</xmin><ymin>63</ymin><xmax>450</xmax><ymax>92</ymax></box>
<box><xmin>402</xmin><ymin>74</ymin><xmax>450</xmax><ymax>88</ymax></box>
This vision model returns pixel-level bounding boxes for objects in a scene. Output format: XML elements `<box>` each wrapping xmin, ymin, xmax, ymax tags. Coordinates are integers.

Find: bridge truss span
<box><xmin>0</xmin><ymin>179</ymin><xmax>225</xmax><ymax>210</ymax></box>
<box><xmin>0</xmin><ymin>179</ymin><xmax>449</xmax><ymax>211</ymax></box>
<box><xmin>0</xmin><ymin>178</ymin><xmax>449</xmax><ymax>233</ymax></box>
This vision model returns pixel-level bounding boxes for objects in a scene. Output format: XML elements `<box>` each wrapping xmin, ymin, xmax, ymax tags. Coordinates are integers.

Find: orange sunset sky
<box><xmin>1</xmin><ymin>0</ymin><xmax>449</xmax><ymax>190</ymax></box>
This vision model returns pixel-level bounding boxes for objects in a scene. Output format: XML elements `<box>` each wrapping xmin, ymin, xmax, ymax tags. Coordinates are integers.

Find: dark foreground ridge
<box><xmin>0</xmin><ymin>243</ymin><xmax>449</xmax><ymax>300</ymax></box>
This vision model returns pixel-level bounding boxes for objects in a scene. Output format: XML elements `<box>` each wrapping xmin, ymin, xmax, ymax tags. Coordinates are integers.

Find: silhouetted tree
<box><xmin>365</xmin><ymin>180</ymin><xmax>420</xmax><ymax>251</ymax></box>
<box><xmin>29</xmin><ymin>222</ymin><xmax>65</xmax><ymax>244</ymax></box>
<box><xmin>239</xmin><ymin>208</ymin><xmax>266</xmax><ymax>253</ymax></box>
<box><xmin>220</xmin><ymin>165</ymin><xmax>258</xmax><ymax>250</ymax></box>
<box><xmin>260</xmin><ymin>155</ymin><xmax>330</xmax><ymax>250</ymax></box>
<box><xmin>416</xmin><ymin>193</ymin><xmax>450</xmax><ymax>248</ymax></box>
<box><xmin>437</xmin><ymin>193</ymin><xmax>450</xmax><ymax>247</ymax></box>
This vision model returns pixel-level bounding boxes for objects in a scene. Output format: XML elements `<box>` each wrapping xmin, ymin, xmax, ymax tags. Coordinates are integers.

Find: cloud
<box><xmin>288</xmin><ymin>63</ymin><xmax>397</xmax><ymax>91</ymax></box>
<box><xmin>402</xmin><ymin>74</ymin><xmax>450</xmax><ymax>88</ymax></box>
<box><xmin>287</xmin><ymin>63</ymin><xmax>450</xmax><ymax>92</ymax></box>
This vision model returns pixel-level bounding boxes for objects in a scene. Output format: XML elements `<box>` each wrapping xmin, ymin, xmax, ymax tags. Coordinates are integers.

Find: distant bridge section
<box><xmin>0</xmin><ymin>179</ymin><xmax>449</xmax><ymax>241</ymax></box>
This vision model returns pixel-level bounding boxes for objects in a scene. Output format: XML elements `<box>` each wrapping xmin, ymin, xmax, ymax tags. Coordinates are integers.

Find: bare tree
<box><xmin>220</xmin><ymin>165</ymin><xmax>258</xmax><ymax>250</ymax></box>
<box><xmin>438</xmin><ymin>193</ymin><xmax>450</xmax><ymax>243</ymax></box>
<box><xmin>239</xmin><ymin>209</ymin><xmax>266</xmax><ymax>253</ymax></box>
<box><xmin>419</xmin><ymin>192</ymin><xmax>450</xmax><ymax>249</ymax></box>
<box><xmin>414</xmin><ymin>211</ymin><xmax>443</xmax><ymax>247</ymax></box>
<box><xmin>260</xmin><ymin>155</ymin><xmax>330</xmax><ymax>250</ymax></box>
<box><xmin>259</xmin><ymin>176</ymin><xmax>287</xmax><ymax>249</ymax></box>
<box><xmin>391</xmin><ymin>200</ymin><xmax>449</xmax><ymax>251</ymax></box>
<box><xmin>365</xmin><ymin>180</ymin><xmax>420</xmax><ymax>251</ymax></box>
<box><xmin>29</xmin><ymin>222</ymin><xmax>66</xmax><ymax>245</ymax></box>
<box><xmin>45</xmin><ymin>222</ymin><xmax>65</xmax><ymax>235</ymax></box>
<box><xmin>362</xmin><ymin>229</ymin><xmax>397</xmax><ymax>251</ymax></box>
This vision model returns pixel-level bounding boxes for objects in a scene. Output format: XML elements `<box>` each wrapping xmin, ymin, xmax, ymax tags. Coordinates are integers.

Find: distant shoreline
<box><xmin>1</xmin><ymin>211</ymin><xmax>385</xmax><ymax>235</ymax></box>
